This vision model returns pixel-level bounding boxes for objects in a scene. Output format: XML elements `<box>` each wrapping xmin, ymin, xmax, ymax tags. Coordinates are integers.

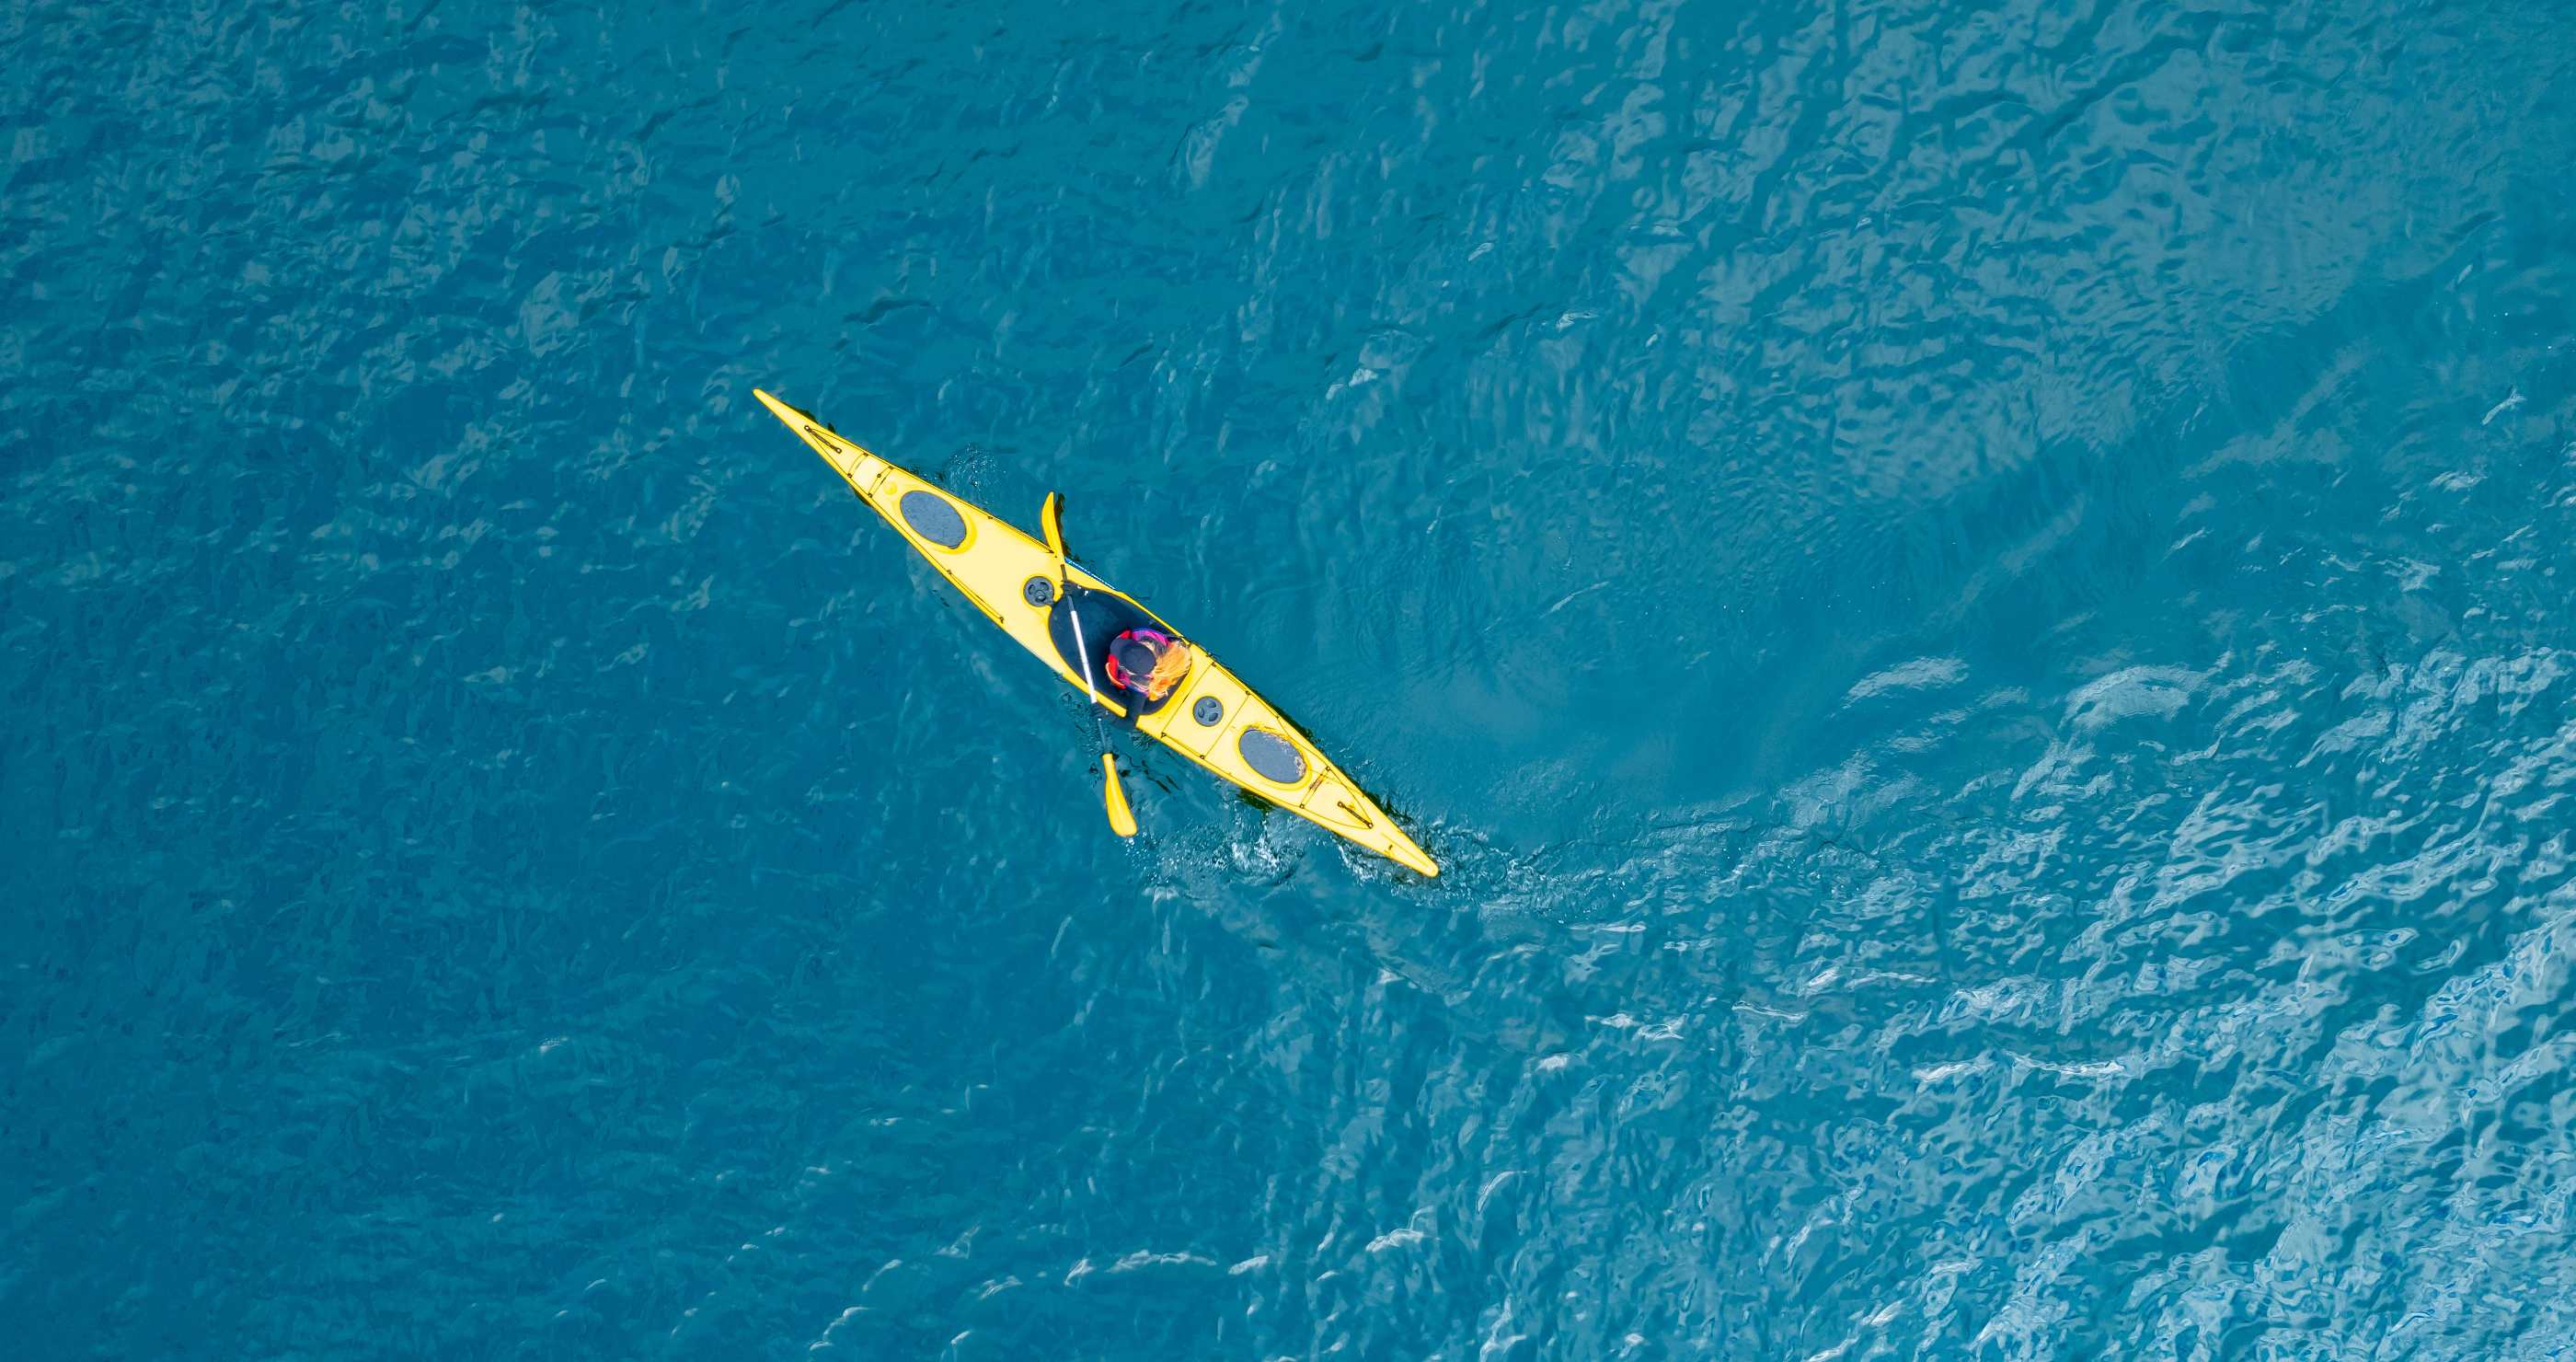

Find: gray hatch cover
<box><xmin>1237</xmin><ymin>729</ymin><xmax>1306</xmax><ymax>785</ymax></box>
<box><xmin>899</xmin><ymin>491</ymin><xmax>969</xmax><ymax>548</ymax></box>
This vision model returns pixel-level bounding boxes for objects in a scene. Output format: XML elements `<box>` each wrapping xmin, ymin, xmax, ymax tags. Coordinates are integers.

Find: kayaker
<box><xmin>1106</xmin><ymin>629</ymin><xmax>1190</xmax><ymax>702</ymax></box>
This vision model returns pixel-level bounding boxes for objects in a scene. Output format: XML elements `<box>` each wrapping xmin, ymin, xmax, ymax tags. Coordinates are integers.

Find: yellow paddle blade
<box><xmin>1101</xmin><ymin>751</ymin><xmax>1139</xmax><ymax>837</ymax></box>
<box><xmin>1041</xmin><ymin>491</ymin><xmax>1066</xmax><ymax>561</ymax></box>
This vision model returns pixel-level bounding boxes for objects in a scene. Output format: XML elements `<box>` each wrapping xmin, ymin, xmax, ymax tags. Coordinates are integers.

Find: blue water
<box><xmin>9</xmin><ymin>0</ymin><xmax>2576</xmax><ymax>1356</ymax></box>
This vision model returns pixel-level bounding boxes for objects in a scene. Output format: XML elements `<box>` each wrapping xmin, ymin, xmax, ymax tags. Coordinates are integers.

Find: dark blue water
<box><xmin>10</xmin><ymin>0</ymin><xmax>2576</xmax><ymax>1356</ymax></box>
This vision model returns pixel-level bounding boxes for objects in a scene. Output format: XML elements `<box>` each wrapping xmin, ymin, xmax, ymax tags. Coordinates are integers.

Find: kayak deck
<box><xmin>755</xmin><ymin>388</ymin><xmax>1437</xmax><ymax>876</ymax></box>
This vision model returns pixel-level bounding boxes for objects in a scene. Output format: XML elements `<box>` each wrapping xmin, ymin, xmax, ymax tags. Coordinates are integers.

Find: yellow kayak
<box><xmin>755</xmin><ymin>389</ymin><xmax>1438</xmax><ymax>877</ymax></box>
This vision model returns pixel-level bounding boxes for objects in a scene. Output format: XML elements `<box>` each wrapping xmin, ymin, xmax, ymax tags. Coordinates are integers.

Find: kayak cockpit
<box><xmin>1047</xmin><ymin>583</ymin><xmax>1185</xmax><ymax>726</ymax></box>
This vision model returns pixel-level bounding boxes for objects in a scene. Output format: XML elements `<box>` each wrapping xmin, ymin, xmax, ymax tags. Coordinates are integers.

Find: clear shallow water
<box><xmin>8</xmin><ymin>0</ymin><xmax>2576</xmax><ymax>1356</ymax></box>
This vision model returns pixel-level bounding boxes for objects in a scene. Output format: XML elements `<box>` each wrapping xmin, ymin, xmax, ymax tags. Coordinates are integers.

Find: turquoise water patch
<box><xmin>8</xmin><ymin>0</ymin><xmax>2576</xmax><ymax>1356</ymax></box>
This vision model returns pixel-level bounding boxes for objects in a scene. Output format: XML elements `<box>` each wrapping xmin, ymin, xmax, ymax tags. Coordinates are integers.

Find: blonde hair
<box><xmin>1140</xmin><ymin>641</ymin><xmax>1191</xmax><ymax>701</ymax></box>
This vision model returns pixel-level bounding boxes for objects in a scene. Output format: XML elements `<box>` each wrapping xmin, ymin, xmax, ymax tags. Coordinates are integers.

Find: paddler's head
<box><xmin>1110</xmin><ymin>635</ymin><xmax>1164</xmax><ymax>681</ymax></box>
<box><xmin>1107</xmin><ymin>630</ymin><xmax>1190</xmax><ymax>700</ymax></box>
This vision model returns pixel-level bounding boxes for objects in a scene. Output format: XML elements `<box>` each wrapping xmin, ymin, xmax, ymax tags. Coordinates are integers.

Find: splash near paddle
<box><xmin>754</xmin><ymin>389</ymin><xmax>1437</xmax><ymax>876</ymax></box>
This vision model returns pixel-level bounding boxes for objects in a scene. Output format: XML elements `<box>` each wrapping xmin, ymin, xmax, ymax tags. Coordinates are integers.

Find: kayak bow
<box><xmin>755</xmin><ymin>388</ymin><xmax>1438</xmax><ymax>876</ymax></box>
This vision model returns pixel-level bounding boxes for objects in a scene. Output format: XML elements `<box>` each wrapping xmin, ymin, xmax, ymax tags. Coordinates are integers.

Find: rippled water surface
<box><xmin>11</xmin><ymin>0</ymin><xmax>2576</xmax><ymax>1356</ymax></box>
